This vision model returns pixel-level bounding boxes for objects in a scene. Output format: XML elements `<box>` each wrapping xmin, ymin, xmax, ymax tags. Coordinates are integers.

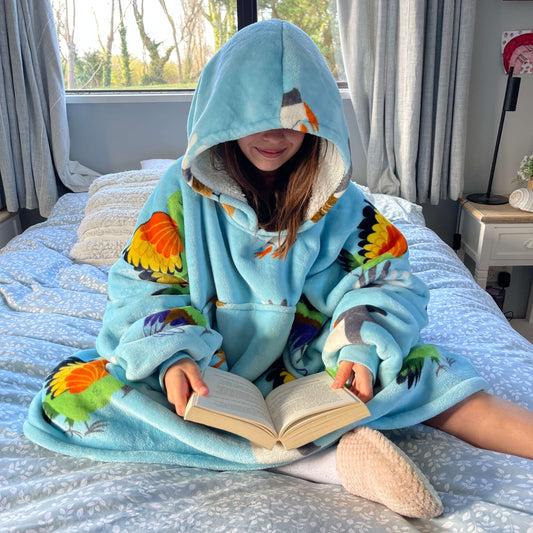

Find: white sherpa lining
<box><xmin>190</xmin><ymin>140</ymin><xmax>347</xmax><ymax>222</ymax></box>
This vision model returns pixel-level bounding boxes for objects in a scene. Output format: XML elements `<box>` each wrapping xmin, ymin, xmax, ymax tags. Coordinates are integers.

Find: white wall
<box><xmin>463</xmin><ymin>0</ymin><xmax>533</xmax><ymax>319</ymax></box>
<box><xmin>67</xmin><ymin>95</ymin><xmax>191</xmax><ymax>174</ymax></box>
<box><xmin>465</xmin><ymin>0</ymin><xmax>533</xmax><ymax>197</ymax></box>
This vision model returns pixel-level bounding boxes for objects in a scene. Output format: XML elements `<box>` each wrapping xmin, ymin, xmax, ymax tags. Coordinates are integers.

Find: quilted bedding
<box><xmin>1</xmin><ymin>190</ymin><xmax>531</xmax><ymax>532</ymax></box>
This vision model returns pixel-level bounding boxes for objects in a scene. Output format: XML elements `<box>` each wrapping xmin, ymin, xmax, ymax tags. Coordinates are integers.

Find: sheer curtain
<box><xmin>0</xmin><ymin>0</ymin><xmax>99</xmax><ymax>217</ymax></box>
<box><xmin>337</xmin><ymin>0</ymin><xmax>476</xmax><ymax>204</ymax></box>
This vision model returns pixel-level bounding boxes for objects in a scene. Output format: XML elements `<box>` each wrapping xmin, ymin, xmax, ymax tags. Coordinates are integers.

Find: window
<box><xmin>50</xmin><ymin>0</ymin><xmax>345</xmax><ymax>92</ymax></box>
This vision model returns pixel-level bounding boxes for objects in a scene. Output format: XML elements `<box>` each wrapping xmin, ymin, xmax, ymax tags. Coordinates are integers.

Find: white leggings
<box><xmin>269</xmin><ymin>445</ymin><xmax>341</xmax><ymax>485</ymax></box>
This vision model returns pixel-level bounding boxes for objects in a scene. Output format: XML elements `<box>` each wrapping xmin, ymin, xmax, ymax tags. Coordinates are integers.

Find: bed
<box><xmin>1</xmin><ymin>167</ymin><xmax>532</xmax><ymax>532</ymax></box>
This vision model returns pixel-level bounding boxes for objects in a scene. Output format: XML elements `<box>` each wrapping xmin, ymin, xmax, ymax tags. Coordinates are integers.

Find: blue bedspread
<box><xmin>1</xmin><ymin>191</ymin><xmax>531</xmax><ymax>532</ymax></box>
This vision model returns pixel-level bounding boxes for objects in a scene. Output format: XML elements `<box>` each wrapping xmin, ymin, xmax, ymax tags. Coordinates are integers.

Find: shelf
<box><xmin>459</xmin><ymin>197</ymin><xmax>533</xmax><ymax>223</ymax></box>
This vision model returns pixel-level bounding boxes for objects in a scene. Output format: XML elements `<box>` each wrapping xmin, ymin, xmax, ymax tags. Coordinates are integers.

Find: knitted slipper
<box><xmin>336</xmin><ymin>426</ymin><xmax>443</xmax><ymax>519</ymax></box>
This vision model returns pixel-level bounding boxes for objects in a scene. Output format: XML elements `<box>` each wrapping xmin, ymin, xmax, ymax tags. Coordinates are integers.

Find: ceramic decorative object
<box><xmin>509</xmin><ymin>187</ymin><xmax>533</xmax><ymax>212</ymax></box>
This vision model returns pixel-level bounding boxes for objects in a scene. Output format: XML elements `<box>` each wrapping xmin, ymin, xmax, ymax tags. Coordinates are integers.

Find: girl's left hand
<box><xmin>332</xmin><ymin>361</ymin><xmax>374</xmax><ymax>403</ymax></box>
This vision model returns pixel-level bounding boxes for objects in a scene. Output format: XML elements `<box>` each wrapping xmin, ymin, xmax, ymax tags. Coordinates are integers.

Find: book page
<box><xmin>265</xmin><ymin>371</ymin><xmax>360</xmax><ymax>434</ymax></box>
<box><xmin>192</xmin><ymin>366</ymin><xmax>275</xmax><ymax>430</ymax></box>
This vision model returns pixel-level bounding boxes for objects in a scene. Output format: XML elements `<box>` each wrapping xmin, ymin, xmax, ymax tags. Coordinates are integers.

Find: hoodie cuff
<box><xmin>338</xmin><ymin>344</ymin><xmax>379</xmax><ymax>385</ymax></box>
<box><xmin>158</xmin><ymin>353</ymin><xmax>190</xmax><ymax>393</ymax></box>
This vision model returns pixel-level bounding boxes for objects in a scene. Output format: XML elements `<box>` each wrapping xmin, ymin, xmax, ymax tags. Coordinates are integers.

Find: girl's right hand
<box><xmin>164</xmin><ymin>358</ymin><xmax>209</xmax><ymax>416</ymax></box>
<box><xmin>332</xmin><ymin>360</ymin><xmax>374</xmax><ymax>403</ymax></box>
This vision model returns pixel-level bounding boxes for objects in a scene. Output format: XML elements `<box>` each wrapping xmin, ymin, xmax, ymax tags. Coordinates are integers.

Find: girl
<box><xmin>26</xmin><ymin>20</ymin><xmax>533</xmax><ymax>520</ymax></box>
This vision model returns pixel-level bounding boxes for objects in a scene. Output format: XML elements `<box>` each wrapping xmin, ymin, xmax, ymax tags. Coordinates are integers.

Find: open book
<box><xmin>184</xmin><ymin>366</ymin><xmax>370</xmax><ymax>450</ymax></box>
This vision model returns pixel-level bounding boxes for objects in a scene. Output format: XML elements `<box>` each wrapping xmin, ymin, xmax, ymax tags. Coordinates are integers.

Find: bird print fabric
<box><xmin>125</xmin><ymin>212</ymin><xmax>183</xmax><ymax>273</ymax></box>
<box><xmin>338</xmin><ymin>202</ymin><xmax>408</xmax><ymax>273</ymax></box>
<box><xmin>42</xmin><ymin>356</ymin><xmax>130</xmax><ymax>437</ymax></box>
<box><xmin>25</xmin><ymin>19</ymin><xmax>485</xmax><ymax>469</ymax></box>
<box><xmin>124</xmin><ymin>190</ymin><xmax>188</xmax><ymax>292</ymax></box>
<box><xmin>280</xmin><ymin>88</ymin><xmax>319</xmax><ymax>133</ymax></box>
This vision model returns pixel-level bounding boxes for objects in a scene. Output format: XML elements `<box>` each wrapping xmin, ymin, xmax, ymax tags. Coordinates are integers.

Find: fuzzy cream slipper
<box><xmin>337</xmin><ymin>427</ymin><xmax>443</xmax><ymax>519</ymax></box>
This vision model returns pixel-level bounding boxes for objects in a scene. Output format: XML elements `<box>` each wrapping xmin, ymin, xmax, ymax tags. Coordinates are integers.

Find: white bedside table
<box><xmin>0</xmin><ymin>210</ymin><xmax>21</xmax><ymax>248</ymax></box>
<box><xmin>457</xmin><ymin>198</ymin><xmax>533</xmax><ymax>339</ymax></box>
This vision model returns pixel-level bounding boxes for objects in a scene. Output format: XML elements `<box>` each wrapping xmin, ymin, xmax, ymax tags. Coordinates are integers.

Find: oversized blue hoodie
<box><xmin>25</xmin><ymin>20</ymin><xmax>485</xmax><ymax>469</ymax></box>
<box><xmin>96</xmin><ymin>20</ymin><xmax>429</xmax><ymax>392</ymax></box>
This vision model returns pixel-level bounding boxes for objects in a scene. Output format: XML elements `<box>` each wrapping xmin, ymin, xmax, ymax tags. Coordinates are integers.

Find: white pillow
<box><xmin>356</xmin><ymin>184</ymin><xmax>425</xmax><ymax>226</ymax></box>
<box><xmin>140</xmin><ymin>158</ymin><xmax>176</xmax><ymax>171</ymax></box>
<box><xmin>70</xmin><ymin>169</ymin><xmax>164</xmax><ymax>266</ymax></box>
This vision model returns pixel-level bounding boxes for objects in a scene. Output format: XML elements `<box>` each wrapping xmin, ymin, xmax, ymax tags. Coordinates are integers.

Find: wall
<box><xmin>65</xmin><ymin>0</ymin><xmax>533</xmax><ymax>318</ymax></box>
<box><xmin>67</xmin><ymin>95</ymin><xmax>364</xmax><ymax>176</ymax></box>
<box><xmin>465</xmin><ymin>0</ymin><xmax>533</xmax><ymax>198</ymax></box>
<box><xmin>463</xmin><ymin>0</ymin><xmax>533</xmax><ymax>319</ymax></box>
<box><xmin>67</xmin><ymin>95</ymin><xmax>191</xmax><ymax>175</ymax></box>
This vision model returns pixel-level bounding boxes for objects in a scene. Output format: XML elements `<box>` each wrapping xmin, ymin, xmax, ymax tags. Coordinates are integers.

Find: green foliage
<box><xmin>517</xmin><ymin>155</ymin><xmax>533</xmax><ymax>181</ymax></box>
<box><xmin>118</xmin><ymin>17</ymin><xmax>132</xmax><ymax>87</ymax></box>
<box><xmin>55</xmin><ymin>0</ymin><xmax>343</xmax><ymax>91</ymax></box>
<box><xmin>203</xmin><ymin>0</ymin><xmax>237</xmax><ymax>51</ymax></box>
<box><xmin>259</xmin><ymin>0</ymin><xmax>342</xmax><ymax>78</ymax></box>
<box><xmin>74</xmin><ymin>50</ymin><xmax>105</xmax><ymax>89</ymax></box>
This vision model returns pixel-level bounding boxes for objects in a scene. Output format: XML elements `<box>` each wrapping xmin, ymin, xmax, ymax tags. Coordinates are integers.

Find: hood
<box><xmin>182</xmin><ymin>19</ymin><xmax>352</xmax><ymax>227</ymax></box>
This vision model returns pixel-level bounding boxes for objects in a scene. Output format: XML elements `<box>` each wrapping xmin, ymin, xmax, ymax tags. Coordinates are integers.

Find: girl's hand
<box><xmin>332</xmin><ymin>361</ymin><xmax>374</xmax><ymax>403</ymax></box>
<box><xmin>164</xmin><ymin>358</ymin><xmax>209</xmax><ymax>416</ymax></box>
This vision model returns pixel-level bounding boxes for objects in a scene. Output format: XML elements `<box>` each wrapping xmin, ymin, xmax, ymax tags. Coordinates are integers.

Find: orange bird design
<box><xmin>124</xmin><ymin>212</ymin><xmax>184</xmax><ymax>275</ymax></box>
<box><xmin>42</xmin><ymin>356</ymin><xmax>130</xmax><ymax>436</ymax></box>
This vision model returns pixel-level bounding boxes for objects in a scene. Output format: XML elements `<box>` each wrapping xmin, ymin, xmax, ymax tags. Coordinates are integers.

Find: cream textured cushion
<box><xmin>70</xmin><ymin>169</ymin><xmax>164</xmax><ymax>266</ymax></box>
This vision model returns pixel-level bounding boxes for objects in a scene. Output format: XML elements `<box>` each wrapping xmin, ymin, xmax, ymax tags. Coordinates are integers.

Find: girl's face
<box><xmin>237</xmin><ymin>129</ymin><xmax>305</xmax><ymax>173</ymax></box>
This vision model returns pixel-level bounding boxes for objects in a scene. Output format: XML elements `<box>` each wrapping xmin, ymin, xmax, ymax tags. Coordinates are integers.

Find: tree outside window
<box><xmin>51</xmin><ymin>0</ymin><xmax>345</xmax><ymax>91</ymax></box>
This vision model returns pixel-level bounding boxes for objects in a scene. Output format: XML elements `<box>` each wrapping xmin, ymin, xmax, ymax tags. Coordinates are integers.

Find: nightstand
<box><xmin>0</xmin><ymin>210</ymin><xmax>21</xmax><ymax>248</ymax></box>
<box><xmin>457</xmin><ymin>198</ymin><xmax>533</xmax><ymax>339</ymax></box>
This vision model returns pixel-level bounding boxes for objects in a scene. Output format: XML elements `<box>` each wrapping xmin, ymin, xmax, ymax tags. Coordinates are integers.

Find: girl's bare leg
<box><xmin>425</xmin><ymin>391</ymin><xmax>533</xmax><ymax>459</ymax></box>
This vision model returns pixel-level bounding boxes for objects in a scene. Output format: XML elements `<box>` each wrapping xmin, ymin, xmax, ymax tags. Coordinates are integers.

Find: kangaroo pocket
<box><xmin>215</xmin><ymin>301</ymin><xmax>296</xmax><ymax>380</ymax></box>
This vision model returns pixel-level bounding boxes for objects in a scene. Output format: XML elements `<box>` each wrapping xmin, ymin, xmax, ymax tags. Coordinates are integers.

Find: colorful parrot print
<box><xmin>288</xmin><ymin>296</ymin><xmax>326</xmax><ymax>354</ymax></box>
<box><xmin>42</xmin><ymin>356</ymin><xmax>130</xmax><ymax>437</ymax></box>
<box><xmin>396</xmin><ymin>345</ymin><xmax>455</xmax><ymax>389</ymax></box>
<box><xmin>265</xmin><ymin>357</ymin><xmax>296</xmax><ymax>389</ymax></box>
<box><xmin>124</xmin><ymin>191</ymin><xmax>189</xmax><ymax>293</ymax></box>
<box><xmin>338</xmin><ymin>202</ymin><xmax>408</xmax><ymax>272</ymax></box>
<box><xmin>254</xmin><ymin>236</ymin><xmax>283</xmax><ymax>260</ymax></box>
<box><xmin>280</xmin><ymin>87</ymin><xmax>319</xmax><ymax>133</ymax></box>
<box><xmin>324</xmin><ymin>305</ymin><xmax>387</xmax><ymax>355</ymax></box>
<box><xmin>143</xmin><ymin>306</ymin><xmax>208</xmax><ymax>336</ymax></box>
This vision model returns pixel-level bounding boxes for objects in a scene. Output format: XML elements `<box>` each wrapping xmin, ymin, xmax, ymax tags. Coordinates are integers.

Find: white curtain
<box><xmin>0</xmin><ymin>0</ymin><xmax>99</xmax><ymax>217</ymax></box>
<box><xmin>337</xmin><ymin>0</ymin><xmax>476</xmax><ymax>204</ymax></box>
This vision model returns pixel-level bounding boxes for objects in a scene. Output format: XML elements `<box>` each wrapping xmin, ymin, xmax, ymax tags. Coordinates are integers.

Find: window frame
<box><xmin>237</xmin><ymin>0</ymin><xmax>257</xmax><ymax>30</ymax></box>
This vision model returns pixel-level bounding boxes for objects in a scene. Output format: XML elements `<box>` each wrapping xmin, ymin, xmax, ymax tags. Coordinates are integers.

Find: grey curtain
<box><xmin>0</xmin><ymin>0</ymin><xmax>99</xmax><ymax>217</ymax></box>
<box><xmin>337</xmin><ymin>0</ymin><xmax>476</xmax><ymax>204</ymax></box>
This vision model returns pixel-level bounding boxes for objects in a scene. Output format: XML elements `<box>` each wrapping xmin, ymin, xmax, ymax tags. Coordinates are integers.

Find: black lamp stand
<box><xmin>467</xmin><ymin>67</ymin><xmax>521</xmax><ymax>205</ymax></box>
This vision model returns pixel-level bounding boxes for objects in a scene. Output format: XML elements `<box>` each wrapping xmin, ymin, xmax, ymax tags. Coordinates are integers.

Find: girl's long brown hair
<box><xmin>216</xmin><ymin>133</ymin><xmax>323</xmax><ymax>259</ymax></box>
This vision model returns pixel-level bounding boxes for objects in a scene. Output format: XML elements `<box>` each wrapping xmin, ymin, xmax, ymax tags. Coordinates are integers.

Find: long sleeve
<box><xmin>303</xmin><ymin>187</ymin><xmax>429</xmax><ymax>388</ymax></box>
<box><xmin>95</xmin><ymin>165</ymin><xmax>222</xmax><ymax>383</ymax></box>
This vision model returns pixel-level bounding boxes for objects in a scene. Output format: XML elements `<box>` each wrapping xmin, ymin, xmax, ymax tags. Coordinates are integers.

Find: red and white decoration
<box><xmin>502</xmin><ymin>30</ymin><xmax>533</xmax><ymax>74</ymax></box>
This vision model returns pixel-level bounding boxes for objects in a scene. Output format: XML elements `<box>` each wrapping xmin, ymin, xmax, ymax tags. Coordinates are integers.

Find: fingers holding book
<box><xmin>164</xmin><ymin>358</ymin><xmax>209</xmax><ymax>416</ymax></box>
<box><xmin>332</xmin><ymin>361</ymin><xmax>374</xmax><ymax>403</ymax></box>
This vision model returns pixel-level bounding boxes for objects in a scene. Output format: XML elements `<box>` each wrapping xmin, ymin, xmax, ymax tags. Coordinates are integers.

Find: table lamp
<box><xmin>467</xmin><ymin>66</ymin><xmax>520</xmax><ymax>205</ymax></box>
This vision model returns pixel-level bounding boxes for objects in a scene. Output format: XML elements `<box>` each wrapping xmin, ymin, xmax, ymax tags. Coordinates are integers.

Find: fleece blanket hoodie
<box><xmin>25</xmin><ymin>20</ymin><xmax>485</xmax><ymax>469</ymax></box>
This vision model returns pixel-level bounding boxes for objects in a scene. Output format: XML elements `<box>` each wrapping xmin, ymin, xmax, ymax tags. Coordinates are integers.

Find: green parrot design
<box><xmin>396</xmin><ymin>345</ymin><xmax>455</xmax><ymax>389</ymax></box>
<box><xmin>42</xmin><ymin>356</ymin><xmax>131</xmax><ymax>437</ymax></box>
<box><xmin>338</xmin><ymin>202</ymin><xmax>408</xmax><ymax>273</ymax></box>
